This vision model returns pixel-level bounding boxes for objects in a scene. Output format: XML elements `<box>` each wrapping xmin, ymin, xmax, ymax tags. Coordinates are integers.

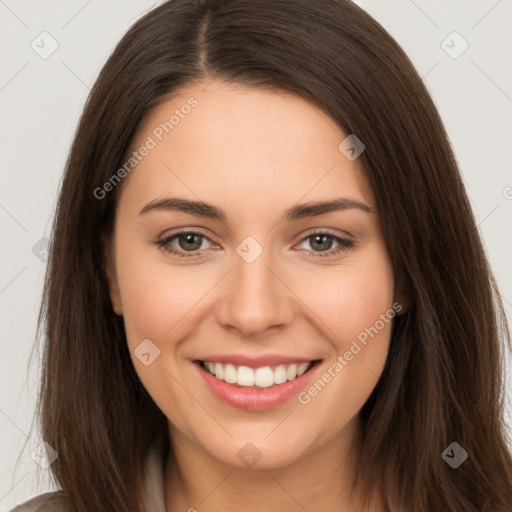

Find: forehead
<box><xmin>117</xmin><ymin>81</ymin><xmax>375</xmax><ymax>221</ymax></box>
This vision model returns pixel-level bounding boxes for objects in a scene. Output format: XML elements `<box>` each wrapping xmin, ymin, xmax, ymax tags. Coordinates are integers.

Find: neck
<box><xmin>163</xmin><ymin>416</ymin><xmax>382</xmax><ymax>512</ymax></box>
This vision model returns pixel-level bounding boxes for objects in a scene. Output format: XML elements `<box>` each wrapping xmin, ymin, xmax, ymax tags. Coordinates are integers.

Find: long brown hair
<box><xmin>25</xmin><ymin>0</ymin><xmax>512</xmax><ymax>510</ymax></box>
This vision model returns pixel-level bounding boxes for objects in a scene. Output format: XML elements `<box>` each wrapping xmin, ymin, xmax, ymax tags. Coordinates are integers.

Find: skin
<box><xmin>105</xmin><ymin>80</ymin><xmax>406</xmax><ymax>511</ymax></box>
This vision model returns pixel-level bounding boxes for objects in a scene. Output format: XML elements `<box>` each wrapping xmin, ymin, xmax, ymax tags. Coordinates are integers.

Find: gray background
<box><xmin>1</xmin><ymin>0</ymin><xmax>511</xmax><ymax>509</ymax></box>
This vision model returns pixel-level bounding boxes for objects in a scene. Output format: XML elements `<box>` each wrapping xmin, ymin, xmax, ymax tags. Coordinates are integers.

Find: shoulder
<box><xmin>9</xmin><ymin>491</ymin><xmax>69</xmax><ymax>512</ymax></box>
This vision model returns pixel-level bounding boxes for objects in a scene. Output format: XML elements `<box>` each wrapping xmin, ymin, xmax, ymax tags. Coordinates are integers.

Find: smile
<box><xmin>194</xmin><ymin>357</ymin><xmax>321</xmax><ymax>411</ymax></box>
<box><xmin>200</xmin><ymin>360</ymin><xmax>312</xmax><ymax>388</ymax></box>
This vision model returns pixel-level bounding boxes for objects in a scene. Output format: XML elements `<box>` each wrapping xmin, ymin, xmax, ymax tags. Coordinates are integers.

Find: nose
<box><xmin>214</xmin><ymin>243</ymin><xmax>295</xmax><ymax>338</ymax></box>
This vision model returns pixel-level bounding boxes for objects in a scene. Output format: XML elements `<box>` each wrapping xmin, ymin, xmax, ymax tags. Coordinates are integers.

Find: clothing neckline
<box><xmin>142</xmin><ymin>444</ymin><xmax>167</xmax><ymax>512</ymax></box>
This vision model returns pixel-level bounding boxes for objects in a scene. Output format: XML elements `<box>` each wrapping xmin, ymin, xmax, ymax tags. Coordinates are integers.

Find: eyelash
<box><xmin>156</xmin><ymin>229</ymin><xmax>356</xmax><ymax>259</ymax></box>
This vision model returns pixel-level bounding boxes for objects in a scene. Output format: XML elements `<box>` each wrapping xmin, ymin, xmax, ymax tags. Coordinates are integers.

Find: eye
<box><xmin>156</xmin><ymin>229</ymin><xmax>355</xmax><ymax>259</ymax></box>
<box><xmin>296</xmin><ymin>230</ymin><xmax>355</xmax><ymax>258</ymax></box>
<box><xmin>157</xmin><ymin>231</ymin><xmax>213</xmax><ymax>258</ymax></box>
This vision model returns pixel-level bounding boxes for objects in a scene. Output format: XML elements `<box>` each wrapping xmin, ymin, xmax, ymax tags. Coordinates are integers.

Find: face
<box><xmin>105</xmin><ymin>80</ymin><xmax>402</xmax><ymax>470</ymax></box>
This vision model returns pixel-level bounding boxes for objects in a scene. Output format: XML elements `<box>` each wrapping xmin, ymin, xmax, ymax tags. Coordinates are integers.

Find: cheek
<box><xmin>298</xmin><ymin>249</ymin><xmax>395</xmax><ymax>346</ymax></box>
<box><xmin>115</xmin><ymin>240</ymin><xmax>210</xmax><ymax>347</ymax></box>
<box><xmin>293</xmin><ymin>247</ymin><xmax>395</xmax><ymax>414</ymax></box>
<box><xmin>113</xmin><ymin>242</ymin><xmax>213</xmax><ymax>427</ymax></box>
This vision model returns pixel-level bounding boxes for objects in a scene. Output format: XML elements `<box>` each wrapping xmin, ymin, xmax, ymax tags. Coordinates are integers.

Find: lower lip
<box><xmin>195</xmin><ymin>361</ymin><xmax>319</xmax><ymax>411</ymax></box>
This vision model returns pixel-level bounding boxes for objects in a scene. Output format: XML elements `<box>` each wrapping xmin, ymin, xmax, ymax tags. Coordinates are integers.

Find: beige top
<box><xmin>9</xmin><ymin>445</ymin><xmax>166</xmax><ymax>512</ymax></box>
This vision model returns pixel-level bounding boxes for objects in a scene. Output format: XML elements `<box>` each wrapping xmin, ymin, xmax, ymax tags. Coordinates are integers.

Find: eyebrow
<box><xmin>138</xmin><ymin>196</ymin><xmax>373</xmax><ymax>222</ymax></box>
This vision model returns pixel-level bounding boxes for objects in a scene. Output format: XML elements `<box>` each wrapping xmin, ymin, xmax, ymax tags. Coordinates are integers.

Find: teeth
<box><xmin>214</xmin><ymin>362</ymin><xmax>224</xmax><ymax>380</ymax></box>
<box><xmin>286</xmin><ymin>364</ymin><xmax>297</xmax><ymax>381</ymax></box>
<box><xmin>254</xmin><ymin>366</ymin><xmax>274</xmax><ymax>388</ymax></box>
<box><xmin>274</xmin><ymin>365</ymin><xmax>287</xmax><ymax>385</ymax></box>
<box><xmin>202</xmin><ymin>360</ymin><xmax>313</xmax><ymax>388</ymax></box>
<box><xmin>237</xmin><ymin>366</ymin><xmax>254</xmax><ymax>386</ymax></box>
<box><xmin>297</xmin><ymin>362</ymin><xmax>309</xmax><ymax>376</ymax></box>
<box><xmin>223</xmin><ymin>364</ymin><xmax>237</xmax><ymax>384</ymax></box>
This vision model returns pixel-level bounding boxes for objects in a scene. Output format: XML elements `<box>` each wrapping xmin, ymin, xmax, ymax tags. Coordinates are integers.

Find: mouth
<box><xmin>199</xmin><ymin>360</ymin><xmax>316</xmax><ymax>388</ymax></box>
<box><xmin>193</xmin><ymin>357</ymin><xmax>322</xmax><ymax>411</ymax></box>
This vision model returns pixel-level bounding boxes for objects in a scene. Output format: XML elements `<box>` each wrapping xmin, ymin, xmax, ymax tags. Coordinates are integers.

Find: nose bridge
<box><xmin>215</xmin><ymin>235</ymin><xmax>293</xmax><ymax>336</ymax></box>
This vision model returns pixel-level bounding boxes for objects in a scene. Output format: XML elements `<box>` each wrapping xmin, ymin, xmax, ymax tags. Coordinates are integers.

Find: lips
<box><xmin>194</xmin><ymin>356</ymin><xmax>321</xmax><ymax>411</ymax></box>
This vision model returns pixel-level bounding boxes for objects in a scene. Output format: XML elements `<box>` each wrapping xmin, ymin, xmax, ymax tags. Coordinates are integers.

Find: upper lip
<box><xmin>195</xmin><ymin>354</ymin><xmax>319</xmax><ymax>368</ymax></box>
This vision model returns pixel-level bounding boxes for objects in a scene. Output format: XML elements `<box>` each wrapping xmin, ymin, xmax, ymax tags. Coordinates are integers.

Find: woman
<box><xmin>11</xmin><ymin>0</ymin><xmax>512</xmax><ymax>511</ymax></box>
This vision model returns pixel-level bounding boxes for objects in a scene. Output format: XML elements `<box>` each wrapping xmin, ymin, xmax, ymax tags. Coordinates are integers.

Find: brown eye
<box><xmin>297</xmin><ymin>231</ymin><xmax>355</xmax><ymax>258</ymax></box>
<box><xmin>157</xmin><ymin>231</ymin><xmax>211</xmax><ymax>258</ymax></box>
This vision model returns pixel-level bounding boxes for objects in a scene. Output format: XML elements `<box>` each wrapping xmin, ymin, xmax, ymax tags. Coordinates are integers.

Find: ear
<box><xmin>102</xmin><ymin>234</ymin><xmax>123</xmax><ymax>316</ymax></box>
<box><xmin>393</xmin><ymin>270</ymin><xmax>410</xmax><ymax>315</ymax></box>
